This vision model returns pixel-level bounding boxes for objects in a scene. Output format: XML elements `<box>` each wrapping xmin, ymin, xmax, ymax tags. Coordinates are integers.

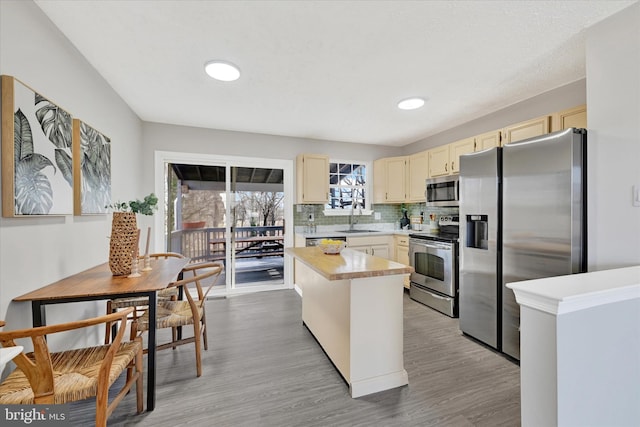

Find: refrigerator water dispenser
<box><xmin>466</xmin><ymin>215</ymin><xmax>488</xmax><ymax>250</ymax></box>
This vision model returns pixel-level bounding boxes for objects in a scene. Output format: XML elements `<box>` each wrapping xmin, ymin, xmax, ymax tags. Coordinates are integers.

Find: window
<box><xmin>325</xmin><ymin>162</ymin><xmax>368</xmax><ymax>213</ymax></box>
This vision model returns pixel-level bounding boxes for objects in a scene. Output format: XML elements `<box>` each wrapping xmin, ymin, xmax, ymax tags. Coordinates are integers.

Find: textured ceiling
<box><xmin>35</xmin><ymin>0</ymin><xmax>636</xmax><ymax>146</ymax></box>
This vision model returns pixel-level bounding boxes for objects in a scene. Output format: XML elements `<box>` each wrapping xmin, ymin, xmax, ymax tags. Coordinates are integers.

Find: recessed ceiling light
<box><xmin>397</xmin><ymin>97</ymin><xmax>425</xmax><ymax>110</ymax></box>
<box><xmin>204</xmin><ymin>60</ymin><xmax>240</xmax><ymax>81</ymax></box>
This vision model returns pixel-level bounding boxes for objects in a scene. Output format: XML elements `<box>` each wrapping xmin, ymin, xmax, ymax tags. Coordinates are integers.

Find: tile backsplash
<box><xmin>293</xmin><ymin>203</ymin><xmax>459</xmax><ymax>227</ymax></box>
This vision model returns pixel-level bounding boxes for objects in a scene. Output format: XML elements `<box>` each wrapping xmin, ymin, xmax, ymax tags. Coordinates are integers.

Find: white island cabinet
<box><xmin>508</xmin><ymin>266</ymin><xmax>640</xmax><ymax>427</ymax></box>
<box><xmin>285</xmin><ymin>247</ymin><xmax>412</xmax><ymax>398</ymax></box>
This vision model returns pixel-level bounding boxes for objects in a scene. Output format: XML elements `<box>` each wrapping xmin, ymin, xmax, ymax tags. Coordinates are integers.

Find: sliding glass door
<box><xmin>229</xmin><ymin>166</ymin><xmax>285</xmax><ymax>289</ymax></box>
<box><xmin>160</xmin><ymin>152</ymin><xmax>292</xmax><ymax>294</ymax></box>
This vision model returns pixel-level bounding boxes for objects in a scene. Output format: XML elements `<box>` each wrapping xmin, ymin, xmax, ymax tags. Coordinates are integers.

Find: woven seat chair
<box><xmin>0</xmin><ymin>308</ymin><xmax>143</xmax><ymax>427</ymax></box>
<box><xmin>131</xmin><ymin>261</ymin><xmax>223</xmax><ymax>377</ymax></box>
<box><xmin>104</xmin><ymin>252</ymin><xmax>186</xmax><ymax>344</ymax></box>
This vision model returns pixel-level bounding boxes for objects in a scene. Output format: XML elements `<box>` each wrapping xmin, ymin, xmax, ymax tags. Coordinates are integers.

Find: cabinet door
<box><xmin>408</xmin><ymin>151</ymin><xmax>428</xmax><ymax>202</ymax></box>
<box><xmin>396</xmin><ymin>245</ymin><xmax>409</xmax><ymax>265</ymax></box>
<box><xmin>449</xmin><ymin>137</ymin><xmax>475</xmax><ymax>174</ymax></box>
<box><xmin>385</xmin><ymin>157</ymin><xmax>407</xmax><ymax>202</ymax></box>
<box><xmin>428</xmin><ymin>145</ymin><xmax>450</xmax><ymax>177</ymax></box>
<box><xmin>552</xmin><ymin>104</ymin><xmax>587</xmax><ymax>131</ymax></box>
<box><xmin>348</xmin><ymin>245</ymin><xmax>369</xmax><ymax>254</ymax></box>
<box><xmin>475</xmin><ymin>130</ymin><xmax>502</xmax><ymax>150</ymax></box>
<box><xmin>373</xmin><ymin>158</ymin><xmax>387</xmax><ymax>204</ymax></box>
<box><xmin>503</xmin><ymin>115</ymin><xmax>550</xmax><ymax>144</ymax></box>
<box><xmin>296</xmin><ymin>154</ymin><xmax>329</xmax><ymax>203</ymax></box>
<box><xmin>370</xmin><ymin>244</ymin><xmax>390</xmax><ymax>260</ymax></box>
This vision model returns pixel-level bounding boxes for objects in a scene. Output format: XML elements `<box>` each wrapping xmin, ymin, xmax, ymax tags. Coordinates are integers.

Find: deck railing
<box><xmin>170</xmin><ymin>226</ymin><xmax>284</xmax><ymax>263</ymax></box>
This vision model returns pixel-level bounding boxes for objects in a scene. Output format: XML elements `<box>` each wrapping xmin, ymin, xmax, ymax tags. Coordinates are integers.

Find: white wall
<box><xmin>0</xmin><ymin>0</ymin><xmax>144</xmax><ymax>335</ymax></box>
<box><xmin>140</xmin><ymin>122</ymin><xmax>397</xmax><ymax>234</ymax></box>
<box><xmin>586</xmin><ymin>2</ymin><xmax>640</xmax><ymax>270</ymax></box>
<box><xmin>141</xmin><ymin>121</ymin><xmax>397</xmax><ymax>191</ymax></box>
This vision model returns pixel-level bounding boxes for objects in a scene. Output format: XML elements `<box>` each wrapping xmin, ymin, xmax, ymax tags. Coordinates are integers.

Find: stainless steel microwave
<box><xmin>425</xmin><ymin>176</ymin><xmax>459</xmax><ymax>207</ymax></box>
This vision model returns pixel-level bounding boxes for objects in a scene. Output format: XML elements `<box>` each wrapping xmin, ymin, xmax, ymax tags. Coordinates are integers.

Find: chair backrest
<box><xmin>170</xmin><ymin>262</ymin><xmax>223</xmax><ymax>310</ymax></box>
<box><xmin>140</xmin><ymin>252</ymin><xmax>185</xmax><ymax>260</ymax></box>
<box><xmin>0</xmin><ymin>308</ymin><xmax>135</xmax><ymax>403</ymax></box>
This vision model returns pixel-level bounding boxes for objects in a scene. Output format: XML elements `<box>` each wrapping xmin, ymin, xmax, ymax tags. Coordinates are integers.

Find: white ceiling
<box><xmin>35</xmin><ymin>0</ymin><xmax>636</xmax><ymax>147</ymax></box>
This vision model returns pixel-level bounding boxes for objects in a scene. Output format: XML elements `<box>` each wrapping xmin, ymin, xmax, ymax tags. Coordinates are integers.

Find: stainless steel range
<box><xmin>408</xmin><ymin>215</ymin><xmax>459</xmax><ymax>317</ymax></box>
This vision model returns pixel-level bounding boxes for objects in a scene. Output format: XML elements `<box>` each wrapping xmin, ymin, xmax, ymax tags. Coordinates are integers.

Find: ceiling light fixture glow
<box><xmin>397</xmin><ymin>97</ymin><xmax>425</xmax><ymax>110</ymax></box>
<box><xmin>205</xmin><ymin>60</ymin><xmax>240</xmax><ymax>81</ymax></box>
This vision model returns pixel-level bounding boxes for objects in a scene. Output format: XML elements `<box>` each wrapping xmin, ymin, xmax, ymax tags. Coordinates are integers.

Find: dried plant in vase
<box><xmin>107</xmin><ymin>193</ymin><xmax>158</xmax><ymax>276</ymax></box>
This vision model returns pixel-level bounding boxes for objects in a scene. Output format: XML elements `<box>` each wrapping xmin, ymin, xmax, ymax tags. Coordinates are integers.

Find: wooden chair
<box><xmin>0</xmin><ymin>308</ymin><xmax>143</xmax><ymax>427</ymax></box>
<box><xmin>130</xmin><ymin>261</ymin><xmax>223</xmax><ymax>377</ymax></box>
<box><xmin>105</xmin><ymin>252</ymin><xmax>186</xmax><ymax>343</ymax></box>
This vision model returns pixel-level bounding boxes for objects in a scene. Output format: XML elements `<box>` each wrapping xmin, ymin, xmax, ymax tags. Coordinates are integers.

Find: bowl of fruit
<box><xmin>318</xmin><ymin>239</ymin><xmax>347</xmax><ymax>255</ymax></box>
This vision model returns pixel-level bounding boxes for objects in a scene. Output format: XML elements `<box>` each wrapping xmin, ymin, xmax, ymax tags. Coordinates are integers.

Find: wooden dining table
<box><xmin>13</xmin><ymin>256</ymin><xmax>190</xmax><ymax>412</ymax></box>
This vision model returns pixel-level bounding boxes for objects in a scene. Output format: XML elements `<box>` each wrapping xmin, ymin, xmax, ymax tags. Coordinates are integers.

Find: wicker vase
<box><xmin>109</xmin><ymin>212</ymin><xmax>138</xmax><ymax>276</ymax></box>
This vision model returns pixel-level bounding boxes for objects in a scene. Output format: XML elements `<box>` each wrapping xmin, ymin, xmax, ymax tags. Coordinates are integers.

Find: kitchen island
<box><xmin>285</xmin><ymin>246</ymin><xmax>412</xmax><ymax>398</ymax></box>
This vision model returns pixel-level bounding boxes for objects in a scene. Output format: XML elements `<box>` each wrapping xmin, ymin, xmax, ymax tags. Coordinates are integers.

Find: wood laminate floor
<box><xmin>70</xmin><ymin>290</ymin><xmax>520</xmax><ymax>426</ymax></box>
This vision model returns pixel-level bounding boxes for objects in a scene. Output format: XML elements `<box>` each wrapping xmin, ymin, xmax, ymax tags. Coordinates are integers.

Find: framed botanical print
<box><xmin>1</xmin><ymin>75</ymin><xmax>74</xmax><ymax>216</ymax></box>
<box><xmin>73</xmin><ymin>119</ymin><xmax>111</xmax><ymax>215</ymax></box>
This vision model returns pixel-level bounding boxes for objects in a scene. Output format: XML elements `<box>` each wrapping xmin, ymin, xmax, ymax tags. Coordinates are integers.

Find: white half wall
<box><xmin>586</xmin><ymin>2</ymin><xmax>640</xmax><ymax>270</ymax></box>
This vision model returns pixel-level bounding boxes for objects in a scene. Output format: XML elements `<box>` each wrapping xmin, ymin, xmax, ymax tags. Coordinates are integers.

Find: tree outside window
<box><xmin>326</xmin><ymin>162</ymin><xmax>366</xmax><ymax>210</ymax></box>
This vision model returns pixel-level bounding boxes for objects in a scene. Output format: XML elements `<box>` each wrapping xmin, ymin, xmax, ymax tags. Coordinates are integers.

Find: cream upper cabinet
<box><xmin>374</xmin><ymin>156</ymin><xmax>407</xmax><ymax>203</ymax></box>
<box><xmin>373</xmin><ymin>158</ymin><xmax>387</xmax><ymax>203</ymax></box>
<box><xmin>407</xmin><ymin>150</ymin><xmax>428</xmax><ymax>202</ymax></box>
<box><xmin>386</xmin><ymin>157</ymin><xmax>407</xmax><ymax>202</ymax></box>
<box><xmin>475</xmin><ymin>130</ymin><xmax>502</xmax><ymax>150</ymax></box>
<box><xmin>449</xmin><ymin>137</ymin><xmax>475</xmax><ymax>174</ymax></box>
<box><xmin>428</xmin><ymin>145</ymin><xmax>450</xmax><ymax>177</ymax></box>
<box><xmin>503</xmin><ymin>115</ymin><xmax>551</xmax><ymax>144</ymax></box>
<box><xmin>552</xmin><ymin>104</ymin><xmax>587</xmax><ymax>131</ymax></box>
<box><xmin>296</xmin><ymin>154</ymin><xmax>329</xmax><ymax>204</ymax></box>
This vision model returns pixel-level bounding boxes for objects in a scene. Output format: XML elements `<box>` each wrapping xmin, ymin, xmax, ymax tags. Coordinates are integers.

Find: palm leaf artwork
<box><xmin>79</xmin><ymin>121</ymin><xmax>111</xmax><ymax>214</ymax></box>
<box><xmin>35</xmin><ymin>93</ymin><xmax>73</xmax><ymax>187</ymax></box>
<box><xmin>13</xmin><ymin>109</ymin><xmax>55</xmax><ymax>214</ymax></box>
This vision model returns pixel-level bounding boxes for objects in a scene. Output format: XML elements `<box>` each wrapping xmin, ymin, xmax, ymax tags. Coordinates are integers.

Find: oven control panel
<box><xmin>438</xmin><ymin>215</ymin><xmax>459</xmax><ymax>226</ymax></box>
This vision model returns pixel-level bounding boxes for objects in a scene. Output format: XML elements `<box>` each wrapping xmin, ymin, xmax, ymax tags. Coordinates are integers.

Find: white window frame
<box><xmin>322</xmin><ymin>159</ymin><xmax>373</xmax><ymax>217</ymax></box>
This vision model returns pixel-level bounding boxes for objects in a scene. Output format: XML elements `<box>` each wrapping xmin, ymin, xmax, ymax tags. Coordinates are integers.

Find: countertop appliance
<box><xmin>459</xmin><ymin>128</ymin><xmax>587</xmax><ymax>360</ymax></box>
<box><xmin>425</xmin><ymin>175</ymin><xmax>459</xmax><ymax>207</ymax></box>
<box><xmin>408</xmin><ymin>215</ymin><xmax>459</xmax><ymax>317</ymax></box>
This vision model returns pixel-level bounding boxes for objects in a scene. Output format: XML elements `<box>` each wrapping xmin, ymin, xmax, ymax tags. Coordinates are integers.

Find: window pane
<box><xmin>327</xmin><ymin>162</ymin><xmax>367</xmax><ymax>211</ymax></box>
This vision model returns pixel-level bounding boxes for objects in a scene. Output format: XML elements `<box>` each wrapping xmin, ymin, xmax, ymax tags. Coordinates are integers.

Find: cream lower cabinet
<box><xmin>347</xmin><ymin>235</ymin><xmax>391</xmax><ymax>259</ymax></box>
<box><xmin>503</xmin><ymin>115</ymin><xmax>551</xmax><ymax>144</ymax></box>
<box><xmin>394</xmin><ymin>235</ymin><xmax>410</xmax><ymax>289</ymax></box>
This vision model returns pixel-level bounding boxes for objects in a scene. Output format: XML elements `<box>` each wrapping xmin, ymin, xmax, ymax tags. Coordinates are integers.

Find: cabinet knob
<box><xmin>451</xmin><ymin>161</ymin><xmax>454</xmax><ymax>170</ymax></box>
<box><xmin>445</xmin><ymin>163</ymin><xmax>448</xmax><ymax>172</ymax></box>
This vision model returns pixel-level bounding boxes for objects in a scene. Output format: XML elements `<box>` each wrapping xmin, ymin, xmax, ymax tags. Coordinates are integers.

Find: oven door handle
<box><xmin>410</xmin><ymin>239</ymin><xmax>452</xmax><ymax>251</ymax></box>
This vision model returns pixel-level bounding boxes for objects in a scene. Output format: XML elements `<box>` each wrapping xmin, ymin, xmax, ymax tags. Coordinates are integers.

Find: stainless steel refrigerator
<box><xmin>459</xmin><ymin>128</ymin><xmax>587</xmax><ymax>360</ymax></box>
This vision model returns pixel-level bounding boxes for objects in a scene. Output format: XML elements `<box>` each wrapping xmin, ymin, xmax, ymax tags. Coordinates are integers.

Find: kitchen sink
<box><xmin>339</xmin><ymin>230</ymin><xmax>379</xmax><ymax>233</ymax></box>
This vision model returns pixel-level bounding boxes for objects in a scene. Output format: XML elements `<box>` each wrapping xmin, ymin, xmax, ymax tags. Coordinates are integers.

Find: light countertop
<box><xmin>507</xmin><ymin>265</ymin><xmax>640</xmax><ymax>315</ymax></box>
<box><xmin>295</xmin><ymin>228</ymin><xmax>430</xmax><ymax>239</ymax></box>
<box><xmin>286</xmin><ymin>246</ymin><xmax>413</xmax><ymax>281</ymax></box>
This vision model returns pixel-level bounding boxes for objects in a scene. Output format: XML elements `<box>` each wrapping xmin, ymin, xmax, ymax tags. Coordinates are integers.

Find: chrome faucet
<box><xmin>349</xmin><ymin>200</ymin><xmax>361</xmax><ymax>231</ymax></box>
